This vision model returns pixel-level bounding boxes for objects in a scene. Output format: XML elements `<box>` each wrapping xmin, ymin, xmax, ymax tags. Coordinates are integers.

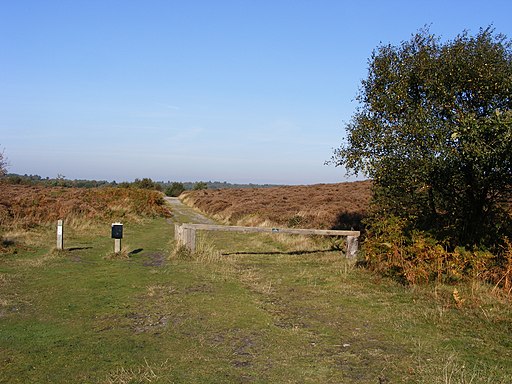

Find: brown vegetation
<box><xmin>361</xmin><ymin>214</ymin><xmax>512</xmax><ymax>294</ymax></box>
<box><xmin>183</xmin><ymin>182</ymin><xmax>512</xmax><ymax>294</ymax></box>
<box><xmin>0</xmin><ymin>184</ymin><xmax>171</xmax><ymax>229</ymax></box>
<box><xmin>181</xmin><ymin>181</ymin><xmax>372</xmax><ymax>230</ymax></box>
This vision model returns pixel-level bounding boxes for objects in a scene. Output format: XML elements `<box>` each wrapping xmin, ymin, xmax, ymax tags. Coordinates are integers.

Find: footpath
<box><xmin>164</xmin><ymin>197</ymin><xmax>216</xmax><ymax>225</ymax></box>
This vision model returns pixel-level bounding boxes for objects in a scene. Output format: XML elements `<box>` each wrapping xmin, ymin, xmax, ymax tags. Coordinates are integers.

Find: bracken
<box><xmin>0</xmin><ymin>185</ymin><xmax>171</xmax><ymax>229</ymax></box>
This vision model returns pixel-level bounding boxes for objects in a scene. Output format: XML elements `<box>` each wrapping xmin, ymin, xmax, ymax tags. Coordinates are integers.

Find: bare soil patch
<box><xmin>142</xmin><ymin>252</ymin><xmax>166</xmax><ymax>267</ymax></box>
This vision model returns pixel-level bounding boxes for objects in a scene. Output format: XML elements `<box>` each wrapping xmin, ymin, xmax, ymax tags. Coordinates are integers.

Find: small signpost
<box><xmin>111</xmin><ymin>223</ymin><xmax>123</xmax><ymax>253</ymax></box>
<box><xmin>57</xmin><ymin>219</ymin><xmax>64</xmax><ymax>250</ymax></box>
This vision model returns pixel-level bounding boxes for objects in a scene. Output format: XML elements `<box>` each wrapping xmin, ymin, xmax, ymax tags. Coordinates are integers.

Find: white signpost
<box><xmin>111</xmin><ymin>223</ymin><xmax>123</xmax><ymax>253</ymax></box>
<box><xmin>57</xmin><ymin>220</ymin><xmax>64</xmax><ymax>250</ymax></box>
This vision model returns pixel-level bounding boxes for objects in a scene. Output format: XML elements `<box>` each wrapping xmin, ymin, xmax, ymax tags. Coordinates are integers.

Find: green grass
<box><xmin>1</xmin><ymin>216</ymin><xmax>512</xmax><ymax>383</ymax></box>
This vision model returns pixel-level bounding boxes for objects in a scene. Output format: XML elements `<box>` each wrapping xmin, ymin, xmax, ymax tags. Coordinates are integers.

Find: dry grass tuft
<box><xmin>415</xmin><ymin>351</ymin><xmax>503</xmax><ymax>384</ymax></box>
<box><xmin>104</xmin><ymin>246</ymin><xmax>131</xmax><ymax>260</ymax></box>
<box><xmin>1</xmin><ymin>228</ymin><xmax>49</xmax><ymax>250</ymax></box>
<box><xmin>104</xmin><ymin>358</ymin><xmax>165</xmax><ymax>384</ymax></box>
<box><xmin>193</xmin><ymin>239</ymin><xmax>224</xmax><ymax>263</ymax></box>
<box><xmin>170</xmin><ymin>238</ymin><xmax>224</xmax><ymax>263</ymax></box>
<box><xmin>170</xmin><ymin>243</ymin><xmax>193</xmax><ymax>260</ymax></box>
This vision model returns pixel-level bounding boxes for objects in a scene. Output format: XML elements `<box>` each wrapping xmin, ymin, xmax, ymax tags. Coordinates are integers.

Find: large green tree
<box><xmin>333</xmin><ymin>27</ymin><xmax>512</xmax><ymax>247</ymax></box>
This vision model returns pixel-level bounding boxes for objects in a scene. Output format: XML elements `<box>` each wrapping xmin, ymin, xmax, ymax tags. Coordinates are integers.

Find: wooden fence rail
<box><xmin>175</xmin><ymin>223</ymin><xmax>360</xmax><ymax>258</ymax></box>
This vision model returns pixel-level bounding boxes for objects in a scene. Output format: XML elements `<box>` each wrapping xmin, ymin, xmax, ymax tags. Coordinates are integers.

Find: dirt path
<box><xmin>164</xmin><ymin>197</ymin><xmax>217</xmax><ymax>225</ymax></box>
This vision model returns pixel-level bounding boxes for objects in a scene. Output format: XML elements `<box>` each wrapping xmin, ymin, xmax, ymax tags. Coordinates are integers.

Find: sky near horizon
<box><xmin>2</xmin><ymin>1</ymin><xmax>512</xmax><ymax>185</ymax></box>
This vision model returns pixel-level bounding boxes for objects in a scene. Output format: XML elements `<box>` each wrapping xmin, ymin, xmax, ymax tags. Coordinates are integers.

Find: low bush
<box><xmin>165</xmin><ymin>182</ymin><xmax>185</xmax><ymax>197</ymax></box>
<box><xmin>361</xmin><ymin>214</ymin><xmax>512</xmax><ymax>294</ymax></box>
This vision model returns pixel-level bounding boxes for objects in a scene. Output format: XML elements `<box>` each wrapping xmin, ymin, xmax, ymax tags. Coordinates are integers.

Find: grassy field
<box><xmin>1</xmin><ymin>186</ymin><xmax>512</xmax><ymax>383</ymax></box>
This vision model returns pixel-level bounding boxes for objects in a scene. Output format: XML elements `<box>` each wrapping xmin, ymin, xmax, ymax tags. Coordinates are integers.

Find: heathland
<box><xmin>181</xmin><ymin>180</ymin><xmax>372</xmax><ymax>230</ymax></box>
<box><xmin>1</xmin><ymin>182</ymin><xmax>511</xmax><ymax>383</ymax></box>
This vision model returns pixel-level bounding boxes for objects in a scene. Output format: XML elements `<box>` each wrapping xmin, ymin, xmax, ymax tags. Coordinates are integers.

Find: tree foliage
<box><xmin>333</xmin><ymin>27</ymin><xmax>512</xmax><ymax>247</ymax></box>
<box><xmin>193</xmin><ymin>181</ymin><xmax>208</xmax><ymax>191</ymax></box>
<box><xmin>132</xmin><ymin>178</ymin><xmax>162</xmax><ymax>191</ymax></box>
<box><xmin>165</xmin><ymin>182</ymin><xmax>185</xmax><ymax>197</ymax></box>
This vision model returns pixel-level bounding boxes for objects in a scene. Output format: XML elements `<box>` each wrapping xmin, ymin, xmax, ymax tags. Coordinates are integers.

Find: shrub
<box><xmin>132</xmin><ymin>178</ymin><xmax>162</xmax><ymax>191</ymax></box>
<box><xmin>361</xmin><ymin>214</ymin><xmax>511</xmax><ymax>291</ymax></box>
<box><xmin>193</xmin><ymin>181</ymin><xmax>208</xmax><ymax>191</ymax></box>
<box><xmin>165</xmin><ymin>182</ymin><xmax>185</xmax><ymax>197</ymax></box>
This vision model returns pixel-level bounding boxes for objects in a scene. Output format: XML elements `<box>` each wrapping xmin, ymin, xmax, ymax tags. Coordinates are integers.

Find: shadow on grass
<box><xmin>1</xmin><ymin>238</ymin><xmax>16</xmax><ymax>247</ymax></box>
<box><xmin>222</xmin><ymin>248</ymin><xmax>339</xmax><ymax>256</ymax></box>
<box><xmin>129</xmin><ymin>248</ymin><xmax>144</xmax><ymax>255</ymax></box>
<box><xmin>68</xmin><ymin>247</ymin><xmax>93</xmax><ymax>251</ymax></box>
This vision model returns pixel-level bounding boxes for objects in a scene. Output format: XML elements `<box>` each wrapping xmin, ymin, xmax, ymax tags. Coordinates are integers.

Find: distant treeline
<box><xmin>2</xmin><ymin>173</ymin><xmax>281</xmax><ymax>194</ymax></box>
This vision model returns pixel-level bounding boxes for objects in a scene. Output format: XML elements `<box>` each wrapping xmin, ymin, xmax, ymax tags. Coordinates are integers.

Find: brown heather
<box><xmin>181</xmin><ymin>180</ymin><xmax>372</xmax><ymax>230</ymax></box>
<box><xmin>0</xmin><ymin>184</ymin><xmax>171</xmax><ymax>229</ymax></box>
<box><xmin>183</xmin><ymin>181</ymin><xmax>512</xmax><ymax>294</ymax></box>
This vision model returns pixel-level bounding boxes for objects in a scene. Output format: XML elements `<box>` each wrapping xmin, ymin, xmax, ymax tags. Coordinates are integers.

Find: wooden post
<box><xmin>175</xmin><ymin>224</ymin><xmax>183</xmax><ymax>244</ymax></box>
<box><xmin>346</xmin><ymin>236</ymin><xmax>359</xmax><ymax>259</ymax></box>
<box><xmin>183</xmin><ymin>227</ymin><xmax>196</xmax><ymax>253</ymax></box>
<box><xmin>114</xmin><ymin>238</ymin><xmax>122</xmax><ymax>254</ymax></box>
<box><xmin>175</xmin><ymin>224</ymin><xmax>196</xmax><ymax>253</ymax></box>
<box><xmin>56</xmin><ymin>219</ymin><xmax>64</xmax><ymax>250</ymax></box>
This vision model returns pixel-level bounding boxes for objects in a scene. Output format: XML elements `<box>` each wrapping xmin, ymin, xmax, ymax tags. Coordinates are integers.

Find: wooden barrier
<box><xmin>175</xmin><ymin>223</ymin><xmax>360</xmax><ymax>258</ymax></box>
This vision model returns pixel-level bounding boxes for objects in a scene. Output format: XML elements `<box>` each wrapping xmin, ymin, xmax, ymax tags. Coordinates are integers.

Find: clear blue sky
<box><xmin>2</xmin><ymin>0</ymin><xmax>511</xmax><ymax>184</ymax></box>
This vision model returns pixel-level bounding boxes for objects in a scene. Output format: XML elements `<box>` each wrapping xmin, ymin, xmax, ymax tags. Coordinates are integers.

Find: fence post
<box><xmin>175</xmin><ymin>224</ymin><xmax>183</xmax><ymax>244</ymax></box>
<box><xmin>114</xmin><ymin>238</ymin><xmax>122</xmax><ymax>253</ymax></box>
<box><xmin>346</xmin><ymin>236</ymin><xmax>359</xmax><ymax>259</ymax></box>
<box><xmin>175</xmin><ymin>224</ymin><xmax>196</xmax><ymax>253</ymax></box>
<box><xmin>56</xmin><ymin>219</ymin><xmax>64</xmax><ymax>250</ymax></box>
<box><xmin>184</xmin><ymin>227</ymin><xmax>196</xmax><ymax>253</ymax></box>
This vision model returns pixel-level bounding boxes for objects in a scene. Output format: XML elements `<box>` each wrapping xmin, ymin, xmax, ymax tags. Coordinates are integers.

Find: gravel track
<box><xmin>164</xmin><ymin>197</ymin><xmax>217</xmax><ymax>225</ymax></box>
